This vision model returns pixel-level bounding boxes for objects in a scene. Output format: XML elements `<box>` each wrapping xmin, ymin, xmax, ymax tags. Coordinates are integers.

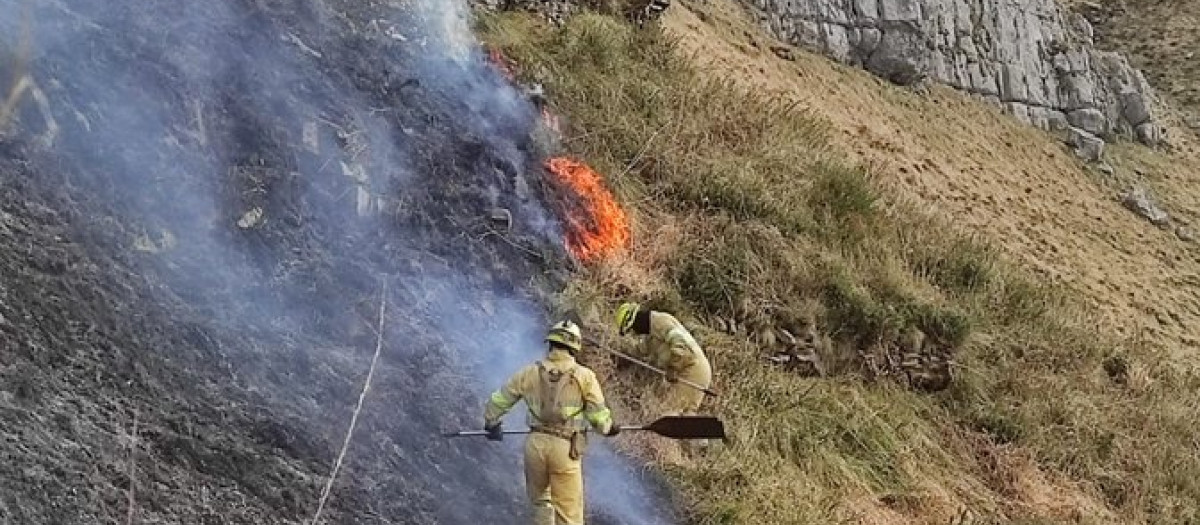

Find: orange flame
<box><xmin>545</xmin><ymin>157</ymin><xmax>631</xmax><ymax>262</ymax></box>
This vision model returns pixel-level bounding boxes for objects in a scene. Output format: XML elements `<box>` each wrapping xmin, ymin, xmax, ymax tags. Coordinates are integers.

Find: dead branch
<box><xmin>309</xmin><ymin>276</ymin><xmax>389</xmax><ymax>525</ymax></box>
<box><xmin>125</xmin><ymin>409</ymin><xmax>139</xmax><ymax>525</ymax></box>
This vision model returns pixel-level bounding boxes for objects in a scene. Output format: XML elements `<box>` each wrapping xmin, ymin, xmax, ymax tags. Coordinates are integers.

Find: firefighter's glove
<box><xmin>484</xmin><ymin>422</ymin><xmax>503</xmax><ymax>442</ymax></box>
<box><xmin>604</xmin><ymin>424</ymin><xmax>621</xmax><ymax>437</ymax></box>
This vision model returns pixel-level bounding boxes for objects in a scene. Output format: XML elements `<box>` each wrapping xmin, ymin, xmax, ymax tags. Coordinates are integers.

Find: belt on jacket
<box><xmin>530</xmin><ymin>425</ymin><xmax>578</xmax><ymax>440</ymax></box>
<box><xmin>531</xmin><ymin>425</ymin><xmax>584</xmax><ymax>459</ymax></box>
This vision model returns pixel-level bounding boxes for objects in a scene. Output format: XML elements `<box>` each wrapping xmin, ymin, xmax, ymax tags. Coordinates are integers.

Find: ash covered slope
<box><xmin>0</xmin><ymin>0</ymin><xmax>674</xmax><ymax>524</ymax></box>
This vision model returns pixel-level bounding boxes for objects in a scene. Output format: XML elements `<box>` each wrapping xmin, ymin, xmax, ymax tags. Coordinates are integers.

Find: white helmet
<box><xmin>545</xmin><ymin>320</ymin><xmax>583</xmax><ymax>353</ymax></box>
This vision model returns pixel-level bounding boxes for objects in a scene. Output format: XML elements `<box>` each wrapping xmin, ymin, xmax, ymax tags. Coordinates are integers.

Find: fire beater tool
<box><xmin>595</xmin><ymin>342</ymin><xmax>715</xmax><ymax>395</ymax></box>
<box><xmin>442</xmin><ymin>415</ymin><xmax>726</xmax><ymax>440</ymax></box>
<box><xmin>584</xmin><ymin>336</ymin><xmax>719</xmax><ymax>398</ymax></box>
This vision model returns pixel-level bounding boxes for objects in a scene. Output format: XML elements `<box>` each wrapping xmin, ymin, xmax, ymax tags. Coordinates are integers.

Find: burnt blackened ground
<box><xmin>0</xmin><ymin>0</ymin><xmax>675</xmax><ymax>523</ymax></box>
<box><xmin>0</xmin><ymin>153</ymin><xmax>528</xmax><ymax>524</ymax></box>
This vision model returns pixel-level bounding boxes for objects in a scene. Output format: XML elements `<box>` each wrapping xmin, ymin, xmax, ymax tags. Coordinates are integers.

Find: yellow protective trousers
<box><xmin>524</xmin><ymin>432</ymin><xmax>584</xmax><ymax>525</ymax></box>
<box><xmin>662</xmin><ymin>358</ymin><xmax>713</xmax><ymax>455</ymax></box>
<box><xmin>662</xmin><ymin>356</ymin><xmax>712</xmax><ymax>417</ymax></box>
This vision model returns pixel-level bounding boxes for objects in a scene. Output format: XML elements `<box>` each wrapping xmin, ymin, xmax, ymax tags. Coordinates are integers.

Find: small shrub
<box><xmin>672</xmin><ymin>228</ymin><xmax>750</xmax><ymax>315</ymax></box>
<box><xmin>818</xmin><ymin>263</ymin><xmax>972</xmax><ymax>350</ymax></box>
<box><xmin>807</xmin><ymin>163</ymin><xmax>877</xmax><ymax>219</ymax></box>
<box><xmin>970</xmin><ymin>409</ymin><xmax>1024</xmax><ymax>445</ymax></box>
<box><xmin>820</xmin><ymin>268</ymin><xmax>898</xmax><ymax>345</ymax></box>
<box><xmin>1102</xmin><ymin>354</ymin><xmax>1130</xmax><ymax>384</ymax></box>
<box><xmin>911</xmin><ymin>303</ymin><xmax>972</xmax><ymax>348</ymax></box>
<box><xmin>806</xmin><ymin>163</ymin><xmax>878</xmax><ymax>245</ymax></box>
<box><xmin>915</xmin><ymin>238</ymin><xmax>997</xmax><ymax>294</ymax></box>
<box><xmin>994</xmin><ymin>278</ymin><xmax>1052</xmax><ymax>325</ymax></box>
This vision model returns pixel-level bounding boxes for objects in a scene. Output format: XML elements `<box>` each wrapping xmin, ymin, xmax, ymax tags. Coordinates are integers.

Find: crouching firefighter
<box><xmin>483</xmin><ymin>320</ymin><xmax>621</xmax><ymax>525</ymax></box>
<box><xmin>614</xmin><ymin>302</ymin><xmax>713</xmax><ymax>451</ymax></box>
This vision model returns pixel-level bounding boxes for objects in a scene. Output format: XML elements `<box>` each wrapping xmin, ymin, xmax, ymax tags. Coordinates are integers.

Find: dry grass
<box><xmin>125</xmin><ymin>409</ymin><xmax>139</xmax><ymax>525</ymax></box>
<box><xmin>479</xmin><ymin>9</ymin><xmax>1200</xmax><ymax>525</ymax></box>
<box><xmin>661</xmin><ymin>0</ymin><xmax>1200</xmax><ymax>357</ymax></box>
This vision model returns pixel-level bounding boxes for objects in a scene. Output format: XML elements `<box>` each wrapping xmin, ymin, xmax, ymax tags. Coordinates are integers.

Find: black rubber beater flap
<box><xmin>625</xmin><ymin>415</ymin><xmax>726</xmax><ymax>440</ymax></box>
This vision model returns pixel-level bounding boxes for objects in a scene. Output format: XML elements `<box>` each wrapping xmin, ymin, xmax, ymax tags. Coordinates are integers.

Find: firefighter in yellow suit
<box><xmin>484</xmin><ymin>320</ymin><xmax>620</xmax><ymax>525</ymax></box>
<box><xmin>613</xmin><ymin>302</ymin><xmax>712</xmax><ymax>420</ymax></box>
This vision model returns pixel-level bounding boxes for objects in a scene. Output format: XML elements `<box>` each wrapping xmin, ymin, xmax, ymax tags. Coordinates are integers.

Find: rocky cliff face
<box><xmin>741</xmin><ymin>0</ymin><xmax>1162</xmax><ymax>149</ymax></box>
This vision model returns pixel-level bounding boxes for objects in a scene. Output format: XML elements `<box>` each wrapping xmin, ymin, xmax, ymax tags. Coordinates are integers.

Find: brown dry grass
<box><xmin>479</xmin><ymin>4</ymin><xmax>1200</xmax><ymax>524</ymax></box>
<box><xmin>663</xmin><ymin>0</ymin><xmax>1200</xmax><ymax>358</ymax></box>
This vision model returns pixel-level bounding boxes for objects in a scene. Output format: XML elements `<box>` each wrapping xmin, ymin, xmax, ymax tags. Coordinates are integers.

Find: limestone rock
<box><xmin>1176</xmin><ymin>226</ymin><xmax>1195</xmax><ymax>242</ymax></box>
<box><xmin>865</xmin><ymin>30</ymin><xmax>928</xmax><ymax>85</ymax></box>
<box><xmin>856</xmin><ymin>27</ymin><xmax>882</xmax><ymax>58</ymax></box>
<box><xmin>1067</xmin><ymin>13</ymin><xmax>1094</xmax><ymax>44</ymax></box>
<box><xmin>1135</xmin><ymin>122</ymin><xmax>1163</xmax><ymax>147</ymax></box>
<box><xmin>1120</xmin><ymin>186</ymin><xmax>1170</xmax><ymax>227</ymax></box>
<box><xmin>1068</xmin><ymin>108</ymin><xmax>1109</xmax><ymax>136</ymax></box>
<box><xmin>744</xmin><ymin>0</ymin><xmax>1159</xmax><ymax>140</ymax></box>
<box><xmin>1068</xmin><ymin>126</ymin><xmax>1105</xmax><ymax>162</ymax></box>
<box><xmin>1045</xmin><ymin>110</ymin><xmax>1070</xmax><ymax>131</ymax></box>
<box><xmin>1002</xmin><ymin>102</ymin><xmax>1030</xmax><ymax>124</ymax></box>
<box><xmin>1121</xmin><ymin>91</ymin><xmax>1152</xmax><ymax>127</ymax></box>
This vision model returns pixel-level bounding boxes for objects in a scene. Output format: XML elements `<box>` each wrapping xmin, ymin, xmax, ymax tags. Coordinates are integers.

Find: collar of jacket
<box><xmin>545</xmin><ymin>348</ymin><xmax>577</xmax><ymax>364</ymax></box>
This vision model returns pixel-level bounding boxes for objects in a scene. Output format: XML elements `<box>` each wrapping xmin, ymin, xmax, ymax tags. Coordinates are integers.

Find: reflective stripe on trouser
<box><xmin>524</xmin><ymin>432</ymin><xmax>584</xmax><ymax>525</ymax></box>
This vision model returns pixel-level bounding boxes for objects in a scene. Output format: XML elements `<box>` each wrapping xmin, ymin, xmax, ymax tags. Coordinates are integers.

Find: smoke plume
<box><xmin>0</xmin><ymin>0</ymin><xmax>677</xmax><ymax>523</ymax></box>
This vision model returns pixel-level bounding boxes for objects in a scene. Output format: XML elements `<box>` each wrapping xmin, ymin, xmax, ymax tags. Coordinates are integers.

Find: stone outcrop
<box><xmin>742</xmin><ymin>0</ymin><xmax>1162</xmax><ymax>149</ymax></box>
<box><xmin>1068</xmin><ymin>126</ymin><xmax>1105</xmax><ymax>162</ymax></box>
<box><xmin>1120</xmin><ymin>186</ymin><xmax>1170</xmax><ymax>227</ymax></box>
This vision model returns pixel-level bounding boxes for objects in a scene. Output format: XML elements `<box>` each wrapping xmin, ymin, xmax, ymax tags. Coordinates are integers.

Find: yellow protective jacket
<box><xmin>644</xmin><ymin>311</ymin><xmax>709</xmax><ymax>376</ymax></box>
<box><xmin>484</xmin><ymin>349</ymin><xmax>614</xmax><ymax>435</ymax></box>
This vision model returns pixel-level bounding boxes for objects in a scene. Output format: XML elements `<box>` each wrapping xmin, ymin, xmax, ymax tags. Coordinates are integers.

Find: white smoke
<box><xmin>413</xmin><ymin>0</ymin><xmax>478</xmax><ymax>63</ymax></box>
<box><xmin>0</xmin><ymin>0</ymin><xmax>678</xmax><ymax>522</ymax></box>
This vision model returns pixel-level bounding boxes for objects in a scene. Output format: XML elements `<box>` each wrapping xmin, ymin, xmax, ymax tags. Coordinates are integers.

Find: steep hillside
<box><xmin>5</xmin><ymin>0</ymin><xmax>1200</xmax><ymax>523</ymax></box>
<box><xmin>480</xmin><ymin>1</ymin><xmax>1200</xmax><ymax>524</ymax></box>
<box><xmin>666</xmin><ymin>0</ymin><xmax>1200</xmax><ymax>359</ymax></box>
